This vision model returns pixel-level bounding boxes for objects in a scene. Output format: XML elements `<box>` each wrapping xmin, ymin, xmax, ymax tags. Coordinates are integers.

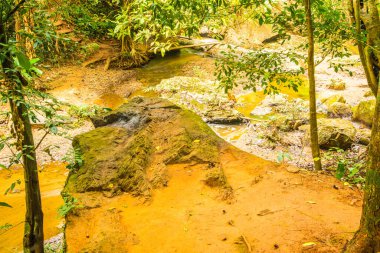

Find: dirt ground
<box><xmin>65</xmin><ymin>146</ymin><xmax>362</xmax><ymax>253</ymax></box>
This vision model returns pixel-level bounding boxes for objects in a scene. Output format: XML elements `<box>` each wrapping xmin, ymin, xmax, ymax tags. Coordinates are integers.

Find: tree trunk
<box><xmin>344</xmin><ymin>80</ymin><xmax>380</xmax><ymax>252</ymax></box>
<box><xmin>345</xmin><ymin>0</ymin><xmax>380</xmax><ymax>251</ymax></box>
<box><xmin>9</xmin><ymin>94</ymin><xmax>44</xmax><ymax>253</ymax></box>
<box><xmin>304</xmin><ymin>0</ymin><xmax>322</xmax><ymax>170</ymax></box>
<box><xmin>0</xmin><ymin>10</ymin><xmax>44</xmax><ymax>253</ymax></box>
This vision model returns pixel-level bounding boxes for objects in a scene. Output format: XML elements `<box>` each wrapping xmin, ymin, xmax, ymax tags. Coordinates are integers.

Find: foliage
<box><xmin>216</xmin><ymin>47</ymin><xmax>305</xmax><ymax>94</ymax></box>
<box><xmin>63</xmin><ymin>147</ymin><xmax>83</xmax><ymax>170</ymax></box>
<box><xmin>277</xmin><ymin>151</ymin><xmax>292</xmax><ymax>163</ymax></box>
<box><xmin>28</xmin><ymin>1</ymin><xmax>77</xmax><ymax>62</ymax></box>
<box><xmin>111</xmin><ymin>0</ymin><xmax>255</xmax><ymax>65</ymax></box>
<box><xmin>324</xmin><ymin>148</ymin><xmax>366</xmax><ymax>185</ymax></box>
<box><xmin>58</xmin><ymin>193</ymin><xmax>80</xmax><ymax>217</ymax></box>
<box><xmin>0</xmin><ymin>223</ymin><xmax>13</xmax><ymax>230</ymax></box>
<box><xmin>4</xmin><ymin>179</ymin><xmax>21</xmax><ymax>195</ymax></box>
<box><xmin>57</xmin><ymin>0</ymin><xmax>120</xmax><ymax>38</ymax></box>
<box><xmin>216</xmin><ymin>0</ymin><xmax>355</xmax><ymax>93</ymax></box>
<box><xmin>0</xmin><ymin>202</ymin><xmax>13</xmax><ymax>208</ymax></box>
<box><xmin>68</xmin><ymin>104</ymin><xmax>110</xmax><ymax>119</ymax></box>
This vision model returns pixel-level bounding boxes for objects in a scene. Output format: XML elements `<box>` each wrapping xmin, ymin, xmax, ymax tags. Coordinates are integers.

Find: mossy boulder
<box><xmin>353</xmin><ymin>99</ymin><xmax>375</xmax><ymax>126</ymax></box>
<box><xmin>327</xmin><ymin>102</ymin><xmax>352</xmax><ymax>118</ymax></box>
<box><xmin>320</xmin><ymin>94</ymin><xmax>346</xmax><ymax>107</ymax></box>
<box><xmin>327</xmin><ymin>79</ymin><xmax>346</xmax><ymax>90</ymax></box>
<box><xmin>65</xmin><ymin>97</ymin><xmax>226</xmax><ymax>197</ymax></box>
<box><xmin>318</xmin><ymin>118</ymin><xmax>356</xmax><ymax>150</ymax></box>
<box><xmin>356</xmin><ymin>128</ymin><xmax>371</xmax><ymax>145</ymax></box>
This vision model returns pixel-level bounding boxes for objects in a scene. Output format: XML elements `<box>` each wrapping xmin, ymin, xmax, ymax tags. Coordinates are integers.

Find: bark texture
<box><xmin>304</xmin><ymin>0</ymin><xmax>322</xmax><ymax>170</ymax></box>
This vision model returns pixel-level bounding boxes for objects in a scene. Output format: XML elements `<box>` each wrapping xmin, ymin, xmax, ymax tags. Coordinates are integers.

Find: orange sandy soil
<box><xmin>0</xmin><ymin>162</ymin><xmax>68</xmax><ymax>253</ymax></box>
<box><xmin>66</xmin><ymin>146</ymin><xmax>362</xmax><ymax>253</ymax></box>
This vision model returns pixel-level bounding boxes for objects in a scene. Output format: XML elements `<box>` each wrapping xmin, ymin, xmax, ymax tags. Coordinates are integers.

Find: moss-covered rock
<box><xmin>327</xmin><ymin>79</ymin><xmax>346</xmax><ymax>90</ymax></box>
<box><xmin>320</xmin><ymin>94</ymin><xmax>346</xmax><ymax>107</ymax></box>
<box><xmin>327</xmin><ymin>102</ymin><xmax>352</xmax><ymax>118</ymax></box>
<box><xmin>353</xmin><ymin>99</ymin><xmax>375</xmax><ymax>126</ymax></box>
<box><xmin>65</xmin><ymin>97</ymin><xmax>225</xmax><ymax>197</ymax></box>
<box><xmin>356</xmin><ymin>128</ymin><xmax>371</xmax><ymax>145</ymax></box>
<box><xmin>318</xmin><ymin>118</ymin><xmax>356</xmax><ymax>150</ymax></box>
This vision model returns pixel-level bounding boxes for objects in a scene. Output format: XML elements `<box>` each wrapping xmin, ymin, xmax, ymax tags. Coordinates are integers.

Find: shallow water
<box><xmin>0</xmin><ymin>162</ymin><xmax>68</xmax><ymax>252</ymax></box>
<box><xmin>137</xmin><ymin>49</ymin><xmax>208</xmax><ymax>86</ymax></box>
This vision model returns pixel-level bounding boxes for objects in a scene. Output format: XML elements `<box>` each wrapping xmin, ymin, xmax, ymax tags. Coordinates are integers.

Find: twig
<box><xmin>241</xmin><ymin>235</ymin><xmax>252</xmax><ymax>252</ymax></box>
<box><xmin>35</xmin><ymin>131</ymin><xmax>49</xmax><ymax>150</ymax></box>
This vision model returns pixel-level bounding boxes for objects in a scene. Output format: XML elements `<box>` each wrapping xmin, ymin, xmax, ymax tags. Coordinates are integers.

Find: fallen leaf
<box><xmin>257</xmin><ymin>209</ymin><xmax>274</xmax><ymax>216</ymax></box>
<box><xmin>302</xmin><ymin>242</ymin><xmax>316</xmax><ymax>248</ymax></box>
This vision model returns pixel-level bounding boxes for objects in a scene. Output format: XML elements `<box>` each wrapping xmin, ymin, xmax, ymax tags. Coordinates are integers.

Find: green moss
<box><xmin>65</xmin><ymin>126</ymin><xmax>153</xmax><ymax>195</ymax></box>
<box><xmin>321</xmin><ymin>94</ymin><xmax>346</xmax><ymax>107</ymax></box>
<box><xmin>353</xmin><ymin>99</ymin><xmax>376</xmax><ymax>126</ymax></box>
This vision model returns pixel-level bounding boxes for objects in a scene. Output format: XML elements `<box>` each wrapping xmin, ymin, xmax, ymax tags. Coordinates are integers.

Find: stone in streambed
<box><xmin>353</xmin><ymin>99</ymin><xmax>375</xmax><ymax>127</ymax></box>
<box><xmin>317</xmin><ymin>118</ymin><xmax>356</xmax><ymax>150</ymax></box>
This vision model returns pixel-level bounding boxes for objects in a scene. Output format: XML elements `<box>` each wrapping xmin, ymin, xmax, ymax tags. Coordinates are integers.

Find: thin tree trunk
<box><xmin>0</xmin><ymin>8</ymin><xmax>44</xmax><ymax>253</ymax></box>
<box><xmin>304</xmin><ymin>0</ymin><xmax>322</xmax><ymax>170</ymax></box>
<box><xmin>9</xmin><ymin>94</ymin><xmax>44</xmax><ymax>253</ymax></box>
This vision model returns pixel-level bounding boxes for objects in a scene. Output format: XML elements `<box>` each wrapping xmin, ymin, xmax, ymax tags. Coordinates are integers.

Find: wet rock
<box><xmin>250</xmin><ymin>106</ymin><xmax>272</xmax><ymax>116</ymax></box>
<box><xmin>353</xmin><ymin>99</ymin><xmax>375</xmax><ymax>126</ymax></box>
<box><xmin>327</xmin><ymin>102</ymin><xmax>352</xmax><ymax>118</ymax></box>
<box><xmin>263</xmin><ymin>93</ymin><xmax>289</xmax><ymax>107</ymax></box>
<box><xmin>44</xmin><ymin>233</ymin><xmax>65</xmax><ymax>253</ymax></box>
<box><xmin>271</xmin><ymin>115</ymin><xmax>308</xmax><ymax>132</ymax></box>
<box><xmin>356</xmin><ymin>128</ymin><xmax>371</xmax><ymax>145</ymax></box>
<box><xmin>364</xmin><ymin>90</ymin><xmax>374</xmax><ymax>97</ymax></box>
<box><xmin>251</xmin><ymin>94</ymin><xmax>309</xmax><ymax>126</ymax></box>
<box><xmin>320</xmin><ymin>94</ymin><xmax>346</xmax><ymax>107</ymax></box>
<box><xmin>250</xmin><ymin>94</ymin><xmax>288</xmax><ymax>116</ymax></box>
<box><xmin>318</xmin><ymin>118</ymin><xmax>356</xmax><ymax>150</ymax></box>
<box><xmin>286</xmin><ymin>166</ymin><xmax>300</xmax><ymax>173</ymax></box>
<box><xmin>65</xmin><ymin>97</ymin><xmax>227</xmax><ymax>197</ymax></box>
<box><xmin>147</xmin><ymin>76</ymin><xmax>244</xmax><ymax>124</ymax></box>
<box><xmin>327</xmin><ymin>79</ymin><xmax>346</xmax><ymax>90</ymax></box>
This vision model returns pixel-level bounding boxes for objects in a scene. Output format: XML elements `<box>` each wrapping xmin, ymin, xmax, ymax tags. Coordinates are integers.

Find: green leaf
<box><xmin>335</xmin><ymin>162</ymin><xmax>346</xmax><ymax>180</ymax></box>
<box><xmin>0</xmin><ymin>202</ymin><xmax>12</xmax><ymax>208</ymax></box>
<box><xmin>15</xmin><ymin>52</ymin><xmax>31</xmax><ymax>71</ymax></box>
